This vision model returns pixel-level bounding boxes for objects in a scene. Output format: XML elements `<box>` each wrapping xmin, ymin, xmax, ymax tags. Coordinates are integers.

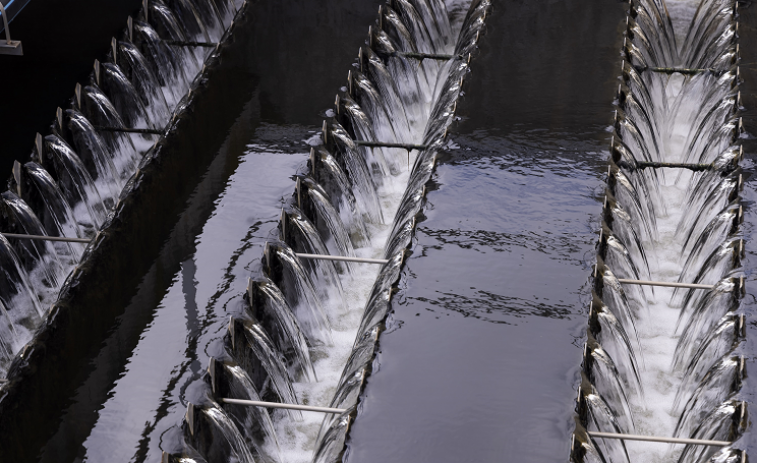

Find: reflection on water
<box><xmin>344</xmin><ymin>130</ymin><xmax>606</xmax><ymax>462</ymax></box>
<box><xmin>41</xmin><ymin>125</ymin><xmax>312</xmax><ymax>463</ymax></box>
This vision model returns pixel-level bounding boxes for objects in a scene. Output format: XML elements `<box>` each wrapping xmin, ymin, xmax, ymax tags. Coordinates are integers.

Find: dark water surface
<box><xmin>18</xmin><ymin>1</ymin><xmax>382</xmax><ymax>461</ymax></box>
<box><xmin>344</xmin><ymin>137</ymin><xmax>605</xmax><ymax>462</ymax></box>
<box><xmin>344</xmin><ymin>1</ymin><xmax>626</xmax><ymax>462</ymax></box>
<box><xmin>19</xmin><ymin>0</ymin><xmax>757</xmax><ymax>462</ymax></box>
<box><xmin>0</xmin><ymin>0</ymin><xmax>143</xmax><ymax>172</ymax></box>
<box><xmin>63</xmin><ymin>124</ymin><xmax>312</xmax><ymax>463</ymax></box>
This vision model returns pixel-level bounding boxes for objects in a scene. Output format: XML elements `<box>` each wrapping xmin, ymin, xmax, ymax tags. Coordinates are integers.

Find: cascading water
<box><xmin>168</xmin><ymin>1</ymin><xmax>491</xmax><ymax>462</ymax></box>
<box><xmin>571</xmin><ymin>1</ymin><xmax>747</xmax><ymax>463</ymax></box>
<box><xmin>0</xmin><ymin>0</ymin><xmax>241</xmax><ymax>378</ymax></box>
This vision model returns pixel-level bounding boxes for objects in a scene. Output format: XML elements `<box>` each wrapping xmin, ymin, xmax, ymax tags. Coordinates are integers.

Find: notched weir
<box><xmin>165</xmin><ymin>1</ymin><xmax>492</xmax><ymax>462</ymax></box>
<box><xmin>0</xmin><ymin>0</ymin><xmax>242</xmax><ymax>379</ymax></box>
<box><xmin>571</xmin><ymin>1</ymin><xmax>747</xmax><ymax>463</ymax></box>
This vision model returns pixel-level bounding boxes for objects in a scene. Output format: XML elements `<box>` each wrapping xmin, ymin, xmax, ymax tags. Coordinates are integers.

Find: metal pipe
<box><xmin>393</xmin><ymin>51</ymin><xmax>457</xmax><ymax>61</ymax></box>
<box><xmin>94</xmin><ymin>126</ymin><xmax>163</xmax><ymax>135</ymax></box>
<box><xmin>222</xmin><ymin>398</ymin><xmax>347</xmax><ymax>414</ymax></box>
<box><xmin>649</xmin><ymin>67</ymin><xmax>717</xmax><ymax>75</ymax></box>
<box><xmin>630</xmin><ymin>161</ymin><xmax>713</xmax><ymax>172</ymax></box>
<box><xmin>617</xmin><ymin>278</ymin><xmax>714</xmax><ymax>290</ymax></box>
<box><xmin>163</xmin><ymin>40</ymin><xmax>217</xmax><ymax>48</ymax></box>
<box><xmin>2</xmin><ymin>233</ymin><xmax>91</xmax><ymax>244</ymax></box>
<box><xmin>295</xmin><ymin>253</ymin><xmax>389</xmax><ymax>265</ymax></box>
<box><xmin>354</xmin><ymin>140</ymin><xmax>427</xmax><ymax>151</ymax></box>
<box><xmin>588</xmin><ymin>431</ymin><xmax>730</xmax><ymax>447</ymax></box>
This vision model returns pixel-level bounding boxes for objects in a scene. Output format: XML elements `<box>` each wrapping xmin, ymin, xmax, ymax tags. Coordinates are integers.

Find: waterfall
<box><xmin>572</xmin><ymin>1</ymin><xmax>746</xmax><ymax>462</ymax></box>
<box><xmin>0</xmin><ymin>0</ymin><xmax>240</xmax><ymax>379</ymax></box>
<box><xmin>173</xmin><ymin>1</ymin><xmax>491</xmax><ymax>462</ymax></box>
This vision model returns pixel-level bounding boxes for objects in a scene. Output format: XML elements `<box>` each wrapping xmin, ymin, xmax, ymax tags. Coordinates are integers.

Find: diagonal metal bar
<box><xmin>222</xmin><ymin>398</ymin><xmax>347</xmax><ymax>414</ymax></box>
<box><xmin>617</xmin><ymin>278</ymin><xmax>714</xmax><ymax>290</ymax></box>
<box><xmin>588</xmin><ymin>431</ymin><xmax>730</xmax><ymax>447</ymax></box>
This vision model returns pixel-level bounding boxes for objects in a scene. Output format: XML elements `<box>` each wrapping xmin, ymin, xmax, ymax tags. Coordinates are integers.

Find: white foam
<box><xmin>257</xmin><ymin>6</ymin><xmax>470</xmax><ymax>461</ymax></box>
<box><xmin>665</xmin><ymin>0</ymin><xmax>701</xmax><ymax>47</ymax></box>
<box><xmin>619</xmin><ymin>17</ymin><xmax>732</xmax><ymax>460</ymax></box>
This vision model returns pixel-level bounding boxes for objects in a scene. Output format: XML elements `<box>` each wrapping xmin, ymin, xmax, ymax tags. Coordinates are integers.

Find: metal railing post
<box><xmin>0</xmin><ymin>1</ymin><xmax>23</xmax><ymax>55</ymax></box>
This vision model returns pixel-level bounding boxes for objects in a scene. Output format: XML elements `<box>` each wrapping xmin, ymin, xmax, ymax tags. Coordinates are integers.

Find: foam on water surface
<box><xmin>600</xmin><ymin>2</ymin><xmax>741</xmax><ymax>460</ymax></box>
<box><xmin>666</xmin><ymin>0</ymin><xmax>701</xmax><ymax>47</ymax></box>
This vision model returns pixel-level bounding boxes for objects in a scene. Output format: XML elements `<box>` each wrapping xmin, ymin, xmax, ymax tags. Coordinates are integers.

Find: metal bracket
<box><xmin>0</xmin><ymin>1</ymin><xmax>23</xmax><ymax>56</ymax></box>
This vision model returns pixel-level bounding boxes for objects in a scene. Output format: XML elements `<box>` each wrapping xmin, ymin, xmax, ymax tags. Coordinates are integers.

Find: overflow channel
<box><xmin>0</xmin><ymin>0</ymin><xmax>242</xmax><ymax>380</ymax></box>
<box><xmin>0</xmin><ymin>0</ymin><xmax>491</xmax><ymax>462</ymax></box>
<box><xmin>167</xmin><ymin>1</ymin><xmax>492</xmax><ymax>462</ymax></box>
<box><xmin>571</xmin><ymin>1</ymin><xmax>748</xmax><ymax>463</ymax></box>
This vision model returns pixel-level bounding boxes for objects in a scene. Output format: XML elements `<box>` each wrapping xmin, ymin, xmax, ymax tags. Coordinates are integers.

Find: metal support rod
<box><xmin>649</xmin><ymin>67</ymin><xmax>717</xmax><ymax>75</ymax></box>
<box><xmin>2</xmin><ymin>233</ymin><xmax>91</xmax><ymax>243</ymax></box>
<box><xmin>1</xmin><ymin>1</ymin><xmax>10</xmax><ymax>43</ymax></box>
<box><xmin>588</xmin><ymin>431</ymin><xmax>730</xmax><ymax>447</ymax></box>
<box><xmin>163</xmin><ymin>40</ymin><xmax>217</xmax><ymax>48</ymax></box>
<box><xmin>355</xmin><ymin>140</ymin><xmax>427</xmax><ymax>151</ymax></box>
<box><xmin>94</xmin><ymin>126</ymin><xmax>163</xmax><ymax>135</ymax></box>
<box><xmin>630</xmin><ymin>161</ymin><xmax>712</xmax><ymax>171</ymax></box>
<box><xmin>392</xmin><ymin>51</ymin><xmax>456</xmax><ymax>61</ymax></box>
<box><xmin>617</xmin><ymin>278</ymin><xmax>714</xmax><ymax>290</ymax></box>
<box><xmin>222</xmin><ymin>398</ymin><xmax>347</xmax><ymax>414</ymax></box>
<box><xmin>0</xmin><ymin>1</ymin><xmax>22</xmax><ymax>55</ymax></box>
<box><xmin>296</xmin><ymin>253</ymin><xmax>389</xmax><ymax>264</ymax></box>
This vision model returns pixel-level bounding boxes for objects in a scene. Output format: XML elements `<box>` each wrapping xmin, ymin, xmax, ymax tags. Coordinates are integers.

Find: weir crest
<box><xmin>168</xmin><ymin>1</ymin><xmax>491</xmax><ymax>461</ymax></box>
<box><xmin>571</xmin><ymin>1</ymin><xmax>747</xmax><ymax>463</ymax></box>
<box><xmin>0</xmin><ymin>0</ymin><xmax>243</xmax><ymax>379</ymax></box>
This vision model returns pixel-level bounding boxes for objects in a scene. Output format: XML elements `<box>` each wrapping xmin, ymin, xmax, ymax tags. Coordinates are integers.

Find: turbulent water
<box><xmin>168</xmin><ymin>1</ymin><xmax>493</xmax><ymax>462</ymax></box>
<box><xmin>5</xmin><ymin>0</ymin><xmax>748</xmax><ymax>461</ymax></box>
<box><xmin>0</xmin><ymin>0</ymin><xmax>241</xmax><ymax>378</ymax></box>
<box><xmin>573</xmin><ymin>1</ymin><xmax>746</xmax><ymax>463</ymax></box>
<box><xmin>86</xmin><ymin>1</ymin><xmax>493</xmax><ymax>462</ymax></box>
